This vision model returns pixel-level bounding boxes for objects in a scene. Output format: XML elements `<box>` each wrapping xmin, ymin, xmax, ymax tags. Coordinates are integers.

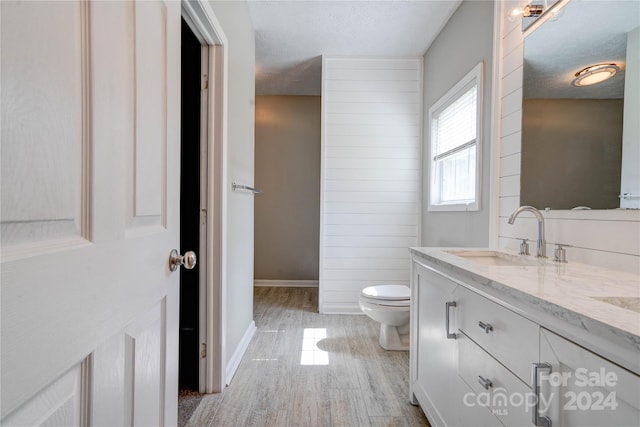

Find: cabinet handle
<box><xmin>478</xmin><ymin>321</ymin><xmax>493</xmax><ymax>333</ymax></box>
<box><xmin>478</xmin><ymin>376</ymin><xmax>493</xmax><ymax>390</ymax></box>
<box><xmin>445</xmin><ymin>301</ymin><xmax>457</xmax><ymax>339</ymax></box>
<box><xmin>531</xmin><ymin>362</ymin><xmax>552</xmax><ymax>427</ymax></box>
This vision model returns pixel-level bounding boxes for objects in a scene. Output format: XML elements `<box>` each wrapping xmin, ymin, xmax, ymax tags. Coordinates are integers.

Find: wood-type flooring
<box><xmin>181</xmin><ymin>287</ymin><xmax>429</xmax><ymax>427</ymax></box>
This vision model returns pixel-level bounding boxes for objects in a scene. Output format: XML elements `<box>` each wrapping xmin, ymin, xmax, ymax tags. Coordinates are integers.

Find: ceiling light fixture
<box><xmin>572</xmin><ymin>63</ymin><xmax>620</xmax><ymax>87</ymax></box>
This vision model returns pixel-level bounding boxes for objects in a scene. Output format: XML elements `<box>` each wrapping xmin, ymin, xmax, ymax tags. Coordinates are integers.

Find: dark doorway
<box><xmin>179</xmin><ymin>17</ymin><xmax>202</xmax><ymax>391</ymax></box>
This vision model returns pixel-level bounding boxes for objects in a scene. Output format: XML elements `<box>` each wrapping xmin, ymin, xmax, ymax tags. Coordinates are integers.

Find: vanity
<box><xmin>409</xmin><ymin>247</ymin><xmax>640</xmax><ymax>427</ymax></box>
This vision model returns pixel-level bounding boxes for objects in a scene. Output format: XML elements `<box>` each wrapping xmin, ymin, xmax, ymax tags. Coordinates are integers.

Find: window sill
<box><xmin>427</xmin><ymin>203</ymin><xmax>479</xmax><ymax>212</ymax></box>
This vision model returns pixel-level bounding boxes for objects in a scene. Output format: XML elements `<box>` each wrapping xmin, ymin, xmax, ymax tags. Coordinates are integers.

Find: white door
<box><xmin>1</xmin><ymin>1</ymin><xmax>183</xmax><ymax>425</ymax></box>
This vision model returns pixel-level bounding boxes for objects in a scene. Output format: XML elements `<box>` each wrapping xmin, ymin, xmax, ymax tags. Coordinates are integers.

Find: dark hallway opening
<box><xmin>179</xmin><ymin>17</ymin><xmax>202</xmax><ymax>392</ymax></box>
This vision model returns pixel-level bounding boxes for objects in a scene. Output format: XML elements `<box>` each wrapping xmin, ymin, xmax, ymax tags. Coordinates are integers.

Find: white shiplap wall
<box><xmin>320</xmin><ymin>57</ymin><xmax>422</xmax><ymax>313</ymax></box>
<box><xmin>496</xmin><ymin>1</ymin><xmax>640</xmax><ymax>274</ymax></box>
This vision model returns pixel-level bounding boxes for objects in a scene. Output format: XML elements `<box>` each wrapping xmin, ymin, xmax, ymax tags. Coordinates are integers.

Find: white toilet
<box><xmin>358</xmin><ymin>285</ymin><xmax>411</xmax><ymax>351</ymax></box>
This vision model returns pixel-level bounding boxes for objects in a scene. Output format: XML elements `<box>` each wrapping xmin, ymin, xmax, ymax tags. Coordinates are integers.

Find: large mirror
<box><xmin>521</xmin><ymin>0</ymin><xmax>640</xmax><ymax>210</ymax></box>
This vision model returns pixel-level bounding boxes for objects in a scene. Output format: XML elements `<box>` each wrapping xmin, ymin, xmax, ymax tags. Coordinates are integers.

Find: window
<box><xmin>428</xmin><ymin>62</ymin><xmax>483</xmax><ymax>211</ymax></box>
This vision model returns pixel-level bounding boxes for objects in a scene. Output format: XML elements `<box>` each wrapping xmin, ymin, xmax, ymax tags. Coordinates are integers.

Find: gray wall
<box><xmin>422</xmin><ymin>0</ymin><xmax>494</xmax><ymax>247</ymax></box>
<box><xmin>254</xmin><ymin>96</ymin><xmax>321</xmax><ymax>280</ymax></box>
<box><xmin>521</xmin><ymin>99</ymin><xmax>623</xmax><ymax>210</ymax></box>
<box><xmin>207</xmin><ymin>0</ymin><xmax>256</xmax><ymax>373</ymax></box>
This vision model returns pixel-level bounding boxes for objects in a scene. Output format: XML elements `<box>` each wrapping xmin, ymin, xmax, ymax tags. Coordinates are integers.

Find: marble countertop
<box><xmin>410</xmin><ymin>247</ymin><xmax>640</xmax><ymax>372</ymax></box>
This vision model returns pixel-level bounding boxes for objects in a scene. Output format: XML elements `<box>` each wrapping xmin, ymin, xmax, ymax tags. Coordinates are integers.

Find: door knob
<box><xmin>169</xmin><ymin>249</ymin><xmax>197</xmax><ymax>272</ymax></box>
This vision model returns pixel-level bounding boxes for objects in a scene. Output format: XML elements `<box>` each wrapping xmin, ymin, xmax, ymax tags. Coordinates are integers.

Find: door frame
<box><xmin>181</xmin><ymin>0</ymin><xmax>228</xmax><ymax>394</ymax></box>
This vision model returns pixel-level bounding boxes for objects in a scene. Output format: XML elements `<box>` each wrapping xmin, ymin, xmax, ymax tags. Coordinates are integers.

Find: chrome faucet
<box><xmin>508</xmin><ymin>206</ymin><xmax>546</xmax><ymax>258</ymax></box>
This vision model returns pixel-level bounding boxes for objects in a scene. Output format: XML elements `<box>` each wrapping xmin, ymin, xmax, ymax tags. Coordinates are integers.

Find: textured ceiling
<box><xmin>523</xmin><ymin>0</ymin><xmax>640</xmax><ymax>99</ymax></box>
<box><xmin>247</xmin><ymin>0</ymin><xmax>462</xmax><ymax>95</ymax></box>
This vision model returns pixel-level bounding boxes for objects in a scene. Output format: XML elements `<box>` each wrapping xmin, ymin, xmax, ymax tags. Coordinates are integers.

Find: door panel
<box><xmin>91</xmin><ymin>300</ymin><xmax>167</xmax><ymax>427</ymax></box>
<box><xmin>1</xmin><ymin>0</ymin><xmax>88</xmax><ymax>251</ymax></box>
<box><xmin>1</xmin><ymin>361</ymin><xmax>89</xmax><ymax>427</ymax></box>
<box><xmin>125</xmin><ymin>300</ymin><xmax>166</xmax><ymax>426</ymax></box>
<box><xmin>1</xmin><ymin>1</ymin><xmax>181</xmax><ymax>424</ymax></box>
<box><xmin>130</xmin><ymin>0</ymin><xmax>167</xmax><ymax>226</ymax></box>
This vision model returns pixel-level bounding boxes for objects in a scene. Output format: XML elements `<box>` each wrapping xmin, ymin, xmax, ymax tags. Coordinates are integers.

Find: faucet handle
<box><xmin>553</xmin><ymin>243</ymin><xmax>571</xmax><ymax>263</ymax></box>
<box><xmin>519</xmin><ymin>239</ymin><xmax>530</xmax><ymax>256</ymax></box>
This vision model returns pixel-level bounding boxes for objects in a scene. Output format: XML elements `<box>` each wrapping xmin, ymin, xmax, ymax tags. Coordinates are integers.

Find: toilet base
<box><xmin>379</xmin><ymin>323</ymin><xmax>410</xmax><ymax>351</ymax></box>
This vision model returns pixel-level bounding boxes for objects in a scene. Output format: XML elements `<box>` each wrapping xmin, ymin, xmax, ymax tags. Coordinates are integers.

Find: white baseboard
<box><xmin>319</xmin><ymin>302</ymin><xmax>364</xmax><ymax>315</ymax></box>
<box><xmin>254</xmin><ymin>279</ymin><xmax>319</xmax><ymax>288</ymax></box>
<box><xmin>225</xmin><ymin>320</ymin><xmax>256</xmax><ymax>385</ymax></box>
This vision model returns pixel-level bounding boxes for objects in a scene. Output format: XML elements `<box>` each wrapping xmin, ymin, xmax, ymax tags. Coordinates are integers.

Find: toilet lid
<box><xmin>361</xmin><ymin>285</ymin><xmax>410</xmax><ymax>301</ymax></box>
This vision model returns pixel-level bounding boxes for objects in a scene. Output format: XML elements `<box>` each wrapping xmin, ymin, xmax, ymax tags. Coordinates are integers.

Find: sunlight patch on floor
<box><xmin>300</xmin><ymin>328</ymin><xmax>329</xmax><ymax>365</ymax></box>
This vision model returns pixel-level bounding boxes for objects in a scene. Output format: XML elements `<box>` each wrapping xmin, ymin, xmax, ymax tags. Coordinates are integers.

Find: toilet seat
<box><xmin>360</xmin><ymin>285</ymin><xmax>410</xmax><ymax>307</ymax></box>
<box><xmin>358</xmin><ymin>285</ymin><xmax>411</xmax><ymax>350</ymax></box>
<box><xmin>359</xmin><ymin>296</ymin><xmax>410</xmax><ymax>307</ymax></box>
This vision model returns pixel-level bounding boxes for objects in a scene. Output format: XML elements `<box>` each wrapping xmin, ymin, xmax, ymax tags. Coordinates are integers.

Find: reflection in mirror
<box><xmin>521</xmin><ymin>0</ymin><xmax>640</xmax><ymax>210</ymax></box>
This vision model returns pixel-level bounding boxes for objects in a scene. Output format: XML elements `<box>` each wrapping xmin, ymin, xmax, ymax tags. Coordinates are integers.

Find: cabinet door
<box><xmin>538</xmin><ymin>329</ymin><xmax>640</xmax><ymax>427</ymax></box>
<box><xmin>411</xmin><ymin>261</ymin><xmax>459</xmax><ymax>427</ymax></box>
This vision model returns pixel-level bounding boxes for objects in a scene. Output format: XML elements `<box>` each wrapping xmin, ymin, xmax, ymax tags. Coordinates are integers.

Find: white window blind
<box><xmin>432</xmin><ymin>85</ymin><xmax>477</xmax><ymax>158</ymax></box>
<box><xmin>428</xmin><ymin>63</ymin><xmax>483</xmax><ymax>211</ymax></box>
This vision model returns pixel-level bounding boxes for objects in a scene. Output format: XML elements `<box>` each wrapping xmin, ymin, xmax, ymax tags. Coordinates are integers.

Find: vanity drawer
<box><xmin>455</xmin><ymin>373</ymin><xmax>503</xmax><ymax>427</ymax></box>
<box><xmin>458</xmin><ymin>332</ymin><xmax>531</xmax><ymax>427</ymax></box>
<box><xmin>455</xmin><ymin>286</ymin><xmax>539</xmax><ymax>383</ymax></box>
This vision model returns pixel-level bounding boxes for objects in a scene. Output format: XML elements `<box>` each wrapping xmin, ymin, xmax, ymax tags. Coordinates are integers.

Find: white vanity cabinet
<box><xmin>538</xmin><ymin>329</ymin><xmax>640</xmax><ymax>427</ymax></box>
<box><xmin>410</xmin><ymin>258</ymin><xmax>538</xmax><ymax>427</ymax></box>
<box><xmin>410</xmin><ymin>261</ymin><xmax>459</xmax><ymax>426</ymax></box>
<box><xmin>410</xmin><ymin>250</ymin><xmax>640</xmax><ymax>427</ymax></box>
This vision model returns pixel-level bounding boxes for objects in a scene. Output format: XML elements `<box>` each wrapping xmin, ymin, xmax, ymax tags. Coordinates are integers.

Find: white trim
<box><xmin>417</xmin><ymin>57</ymin><xmax>424</xmax><ymax>246</ymax></box>
<box><xmin>225</xmin><ymin>321</ymin><xmax>256</xmax><ymax>385</ymax></box>
<box><xmin>488</xmin><ymin>0</ymin><xmax>504</xmax><ymax>249</ymax></box>
<box><xmin>181</xmin><ymin>0</ymin><xmax>225</xmax><ymax>45</ymax></box>
<box><xmin>197</xmin><ymin>43</ymin><xmax>209</xmax><ymax>394</ymax></box>
<box><xmin>254</xmin><ymin>280</ymin><xmax>319</xmax><ymax>288</ymax></box>
<box><xmin>321</xmin><ymin>303</ymin><xmax>366</xmax><ymax>315</ymax></box>
<box><xmin>427</xmin><ymin>62</ymin><xmax>484</xmax><ymax>213</ymax></box>
<box><xmin>180</xmin><ymin>0</ymin><xmax>228</xmax><ymax>395</ymax></box>
<box><xmin>208</xmin><ymin>43</ymin><xmax>226</xmax><ymax>394</ymax></box>
<box><xmin>318</xmin><ymin>55</ymin><xmax>327</xmax><ymax>314</ymax></box>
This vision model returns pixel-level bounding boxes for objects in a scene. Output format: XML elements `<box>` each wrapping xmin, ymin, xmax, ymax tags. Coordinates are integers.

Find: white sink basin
<box><xmin>444</xmin><ymin>249</ymin><xmax>541</xmax><ymax>267</ymax></box>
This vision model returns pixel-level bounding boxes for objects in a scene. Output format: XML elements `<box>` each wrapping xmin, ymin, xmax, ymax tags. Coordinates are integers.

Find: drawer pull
<box><xmin>478</xmin><ymin>321</ymin><xmax>493</xmax><ymax>333</ymax></box>
<box><xmin>478</xmin><ymin>376</ymin><xmax>493</xmax><ymax>390</ymax></box>
<box><xmin>532</xmin><ymin>362</ymin><xmax>552</xmax><ymax>427</ymax></box>
<box><xmin>445</xmin><ymin>301</ymin><xmax>457</xmax><ymax>339</ymax></box>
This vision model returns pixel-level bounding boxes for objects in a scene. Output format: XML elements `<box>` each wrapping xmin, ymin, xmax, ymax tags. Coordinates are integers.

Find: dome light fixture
<box><xmin>572</xmin><ymin>63</ymin><xmax>620</xmax><ymax>87</ymax></box>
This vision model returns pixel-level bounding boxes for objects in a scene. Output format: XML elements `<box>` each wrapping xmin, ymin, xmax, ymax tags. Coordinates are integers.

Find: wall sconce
<box><xmin>512</xmin><ymin>0</ymin><xmax>562</xmax><ymax>30</ymax></box>
<box><xmin>572</xmin><ymin>63</ymin><xmax>620</xmax><ymax>87</ymax></box>
<box><xmin>509</xmin><ymin>4</ymin><xmax>544</xmax><ymax>21</ymax></box>
<box><xmin>523</xmin><ymin>4</ymin><xmax>544</xmax><ymax>17</ymax></box>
